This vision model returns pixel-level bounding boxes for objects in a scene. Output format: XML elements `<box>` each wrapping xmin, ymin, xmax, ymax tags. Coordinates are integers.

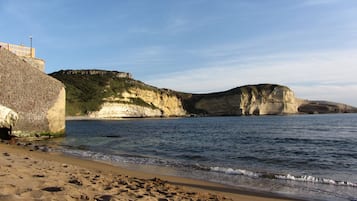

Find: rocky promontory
<box><xmin>179</xmin><ymin>84</ymin><xmax>301</xmax><ymax>116</ymax></box>
<box><xmin>50</xmin><ymin>70</ymin><xmax>357</xmax><ymax>118</ymax></box>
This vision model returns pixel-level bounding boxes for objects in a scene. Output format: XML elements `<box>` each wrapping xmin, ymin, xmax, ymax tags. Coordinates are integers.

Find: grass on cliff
<box><xmin>50</xmin><ymin>71</ymin><xmax>161</xmax><ymax>116</ymax></box>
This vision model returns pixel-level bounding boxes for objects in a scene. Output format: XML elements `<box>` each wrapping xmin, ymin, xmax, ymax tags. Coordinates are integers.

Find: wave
<box><xmin>60</xmin><ymin>148</ymin><xmax>175</xmax><ymax>166</ymax></box>
<box><xmin>275</xmin><ymin>174</ymin><xmax>357</xmax><ymax>187</ymax></box>
<box><xmin>60</xmin><ymin>147</ymin><xmax>357</xmax><ymax>189</ymax></box>
<box><xmin>210</xmin><ymin>166</ymin><xmax>260</xmax><ymax>178</ymax></box>
<box><xmin>209</xmin><ymin>166</ymin><xmax>357</xmax><ymax>188</ymax></box>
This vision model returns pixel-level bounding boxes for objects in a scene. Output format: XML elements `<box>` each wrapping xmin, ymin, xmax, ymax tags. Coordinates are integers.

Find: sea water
<box><xmin>58</xmin><ymin>114</ymin><xmax>357</xmax><ymax>201</ymax></box>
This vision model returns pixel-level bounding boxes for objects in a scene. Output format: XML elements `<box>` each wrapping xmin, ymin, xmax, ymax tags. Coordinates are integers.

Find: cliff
<box><xmin>50</xmin><ymin>70</ymin><xmax>186</xmax><ymax>118</ymax></box>
<box><xmin>89</xmin><ymin>87</ymin><xmax>186</xmax><ymax>118</ymax></box>
<box><xmin>0</xmin><ymin>48</ymin><xmax>65</xmax><ymax>138</ymax></box>
<box><xmin>298</xmin><ymin>100</ymin><xmax>357</xmax><ymax>114</ymax></box>
<box><xmin>180</xmin><ymin>84</ymin><xmax>302</xmax><ymax>116</ymax></box>
<box><xmin>50</xmin><ymin>70</ymin><xmax>357</xmax><ymax>118</ymax></box>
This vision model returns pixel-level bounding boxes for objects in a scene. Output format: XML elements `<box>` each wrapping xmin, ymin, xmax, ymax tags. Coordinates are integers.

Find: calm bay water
<box><xmin>59</xmin><ymin>114</ymin><xmax>357</xmax><ymax>201</ymax></box>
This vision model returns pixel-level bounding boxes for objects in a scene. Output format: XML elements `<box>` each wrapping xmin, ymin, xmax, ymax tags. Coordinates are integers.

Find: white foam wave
<box><xmin>210</xmin><ymin>166</ymin><xmax>357</xmax><ymax>188</ymax></box>
<box><xmin>61</xmin><ymin>148</ymin><xmax>173</xmax><ymax>166</ymax></box>
<box><xmin>210</xmin><ymin>167</ymin><xmax>260</xmax><ymax>177</ymax></box>
<box><xmin>276</xmin><ymin>174</ymin><xmax>357</xmax><ymax>187</ymax></box>
<box><xmin>62</xmin><ymin>148</ymin><xmax>357</xmax><ymax>189</ymax></box>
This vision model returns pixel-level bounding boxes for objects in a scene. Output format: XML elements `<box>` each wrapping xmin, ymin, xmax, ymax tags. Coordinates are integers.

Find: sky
<box><xmin>1</xmin><ymin>0</ymin><xmax>357</xmax><ymax>106</ymax></box>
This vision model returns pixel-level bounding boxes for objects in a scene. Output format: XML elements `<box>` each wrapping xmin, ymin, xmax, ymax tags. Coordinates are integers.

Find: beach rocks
<box><xmin>0</xmin><ymin>104</ymin><xmax>18</xmax><ymax>129</ymax></box>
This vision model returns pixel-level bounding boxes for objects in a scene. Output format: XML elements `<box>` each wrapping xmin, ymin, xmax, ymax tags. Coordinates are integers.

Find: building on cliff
<box><xmin>0</xmin><ymin>46</ymin><xmax>65</xmax><ymax>138</ymax></box>
<box><xmin>0</xmin><ymin>41</ymin><xmax>45</xmax><ymax>72</ymax></box>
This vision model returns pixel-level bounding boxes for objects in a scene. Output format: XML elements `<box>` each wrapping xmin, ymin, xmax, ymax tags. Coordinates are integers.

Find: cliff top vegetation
<box><xmin>50</xmin><ymin>70</ymin><xmax>173</xmax><ymax>116</ymax></box>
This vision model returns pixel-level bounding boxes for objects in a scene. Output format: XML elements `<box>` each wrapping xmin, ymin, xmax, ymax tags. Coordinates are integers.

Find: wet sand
<box><xmin>0</xmin><ymin>142</ymin><xmax>296</xmax><ymax>201</ymax></box>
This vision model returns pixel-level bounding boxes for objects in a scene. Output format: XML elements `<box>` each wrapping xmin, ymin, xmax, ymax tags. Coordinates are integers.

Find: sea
<box><xmin>53</xmin><ymin>114</ymin><xmax>357</xmax><ymax>201</ymax></box>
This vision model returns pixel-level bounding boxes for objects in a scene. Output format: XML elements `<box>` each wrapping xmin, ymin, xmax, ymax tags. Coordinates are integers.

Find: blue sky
<box><xmin>1</xmin><ymin>0</ymin><xmax>357</xmax><ymax>106</ymax></box>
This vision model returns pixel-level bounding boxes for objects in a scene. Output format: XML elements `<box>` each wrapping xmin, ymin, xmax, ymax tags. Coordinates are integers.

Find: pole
<box><xmin>29</xmin><ymin>36</ymin><xmax>33</xmax><ymax>57</ymax></box>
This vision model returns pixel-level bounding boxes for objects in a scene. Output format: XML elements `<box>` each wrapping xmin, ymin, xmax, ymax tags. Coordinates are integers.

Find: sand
<box><xmin>0</xmin><ymin>142</ymin><xmax>296</xmax><ymax>201</ymax></box>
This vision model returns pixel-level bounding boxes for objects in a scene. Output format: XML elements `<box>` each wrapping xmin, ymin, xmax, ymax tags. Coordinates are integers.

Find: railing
<box><xmin>0</xmin><ymin>41</ymin><xmax>35</xmax><ymax>58</ymax></box>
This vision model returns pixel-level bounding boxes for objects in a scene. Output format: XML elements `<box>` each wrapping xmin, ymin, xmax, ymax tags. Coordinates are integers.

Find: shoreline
<box><xmin>0</xmin><ymin>142</ymin><xmax>299</xmax><ymax>201</ymax></box>
<box><xmin>65</xmin><ymin>116</ymin><xmax>189</xmax><ymax>121</ymax></box>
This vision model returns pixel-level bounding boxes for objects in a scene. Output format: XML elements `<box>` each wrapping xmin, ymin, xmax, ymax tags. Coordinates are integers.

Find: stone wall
<box><xmin>22</xmin><ymin>57</ymin><xmax>45</xmax><ymax>72</ymax></box>
<box><xmin>0</xmin><ymin>48</ymin><xmax>65</xmax><ymax>137</ymax></box>
<box><xmin>0</xmin><ymin>41</ymin><xmax>35</xmax><ymax>57</ymax></box>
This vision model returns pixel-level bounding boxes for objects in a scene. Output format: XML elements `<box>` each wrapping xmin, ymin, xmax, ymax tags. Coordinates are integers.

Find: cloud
<box><xmin>146</xmin><ymin>49</ymin><xmax>357</xmax><ymax>106</ymax></box>
<box><xmin>301</xmin><ymin>0</ymin><xmax>339</xmax><ymax>6</ymax></box>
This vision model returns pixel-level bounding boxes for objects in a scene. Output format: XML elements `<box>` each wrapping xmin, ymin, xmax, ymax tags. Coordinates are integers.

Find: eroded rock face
<box><xmin>298</xmin><ymin>100</ymin><xmax>357</xmax><ymax>114</ymax></box>
<box><xmin>0</xmin><ymin>48</ymin><xmax>65</xmax><ymax>137</ymax></box>
<box><xmin>185</xmin><ymin>84</ymin><xmax>302</xmax><ymax>116</ymax></box>
<box><xmin>126</xmin><ymin>88</ymin><xmax>186</xmax><ymax>117</ymax></box>
<box><xmin>89</xmin><ymin>103</ymin><xmax>162</xmax><ymax>118</ymax></box>
<box><xmin>239</xmin><ymin>85</ymin><xmax>301</xmax><ymax>115</ymax></box>
<box><xmin>92</xmin><ymin>87</ymin><xmax>187</xmax><ymax>118</ymax></box>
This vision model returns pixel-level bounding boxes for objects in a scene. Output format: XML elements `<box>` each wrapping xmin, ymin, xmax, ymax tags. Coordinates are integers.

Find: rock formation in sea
<box><xmin>50</xmin><ymin>70</ymin><xmax>357</xmax><ymax>118</ymax></box>
<box><xmin>0</xmin><ymin>48</ymin><xmax>65</xmax><ymax>138</ymax></box>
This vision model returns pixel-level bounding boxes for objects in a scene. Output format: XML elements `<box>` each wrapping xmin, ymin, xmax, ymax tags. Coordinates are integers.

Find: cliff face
<box><xmin>50</xmin><ymin>70</ymin><xmax>357</xmax><ymax>118</ymax></box>
<box><xmin>89</xmin><ymin>103</ymin><xmax>162</xmax><ymax>118</ymax></box>
<box><xmin>298</xmin><ymin>100</ymin><xmax>357</xmax><ymax>114</ymax></box>
<box><xmin>180</xmin><ymin>84</ymin><xmax>302</xmax><ymax>116</ymax></box>
<box><xmin>90</xmin><ymin>87</ymin><xmax>186</xmax><ymax>118</ymax></box>
<box><xmin>50</xmin><ymin>70</ymin><xmax>186</xmax><ymax>118</ymax></box>
<box><xmin>0</xmin><ymin>48</ymin><xmax>65</xmax><ymax>137</ymax></box>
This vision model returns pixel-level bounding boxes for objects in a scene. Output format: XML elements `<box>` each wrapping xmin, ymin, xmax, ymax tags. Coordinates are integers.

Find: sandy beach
<box><xmin>0</xmin><ymin>142</ymin><xmax>296</xmax><ymax>201</ymax></box>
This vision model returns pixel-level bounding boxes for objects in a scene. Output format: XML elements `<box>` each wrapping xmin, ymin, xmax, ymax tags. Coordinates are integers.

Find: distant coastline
<box><xmin>51</xmin><ymin>70</ymin><xmax>357</xmax><ymax>119</ymax></box>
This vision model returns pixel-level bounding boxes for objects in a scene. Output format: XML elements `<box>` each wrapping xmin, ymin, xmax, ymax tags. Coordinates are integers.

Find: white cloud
<box><xmin>146</xmin><ymin>49</ymin><xmax>357</xmax><ymax>106</ymax></box>
<box><xmin>301</xmin><ymin>0</ymin><xmax>339</xmax><ymax>6</ymax></box>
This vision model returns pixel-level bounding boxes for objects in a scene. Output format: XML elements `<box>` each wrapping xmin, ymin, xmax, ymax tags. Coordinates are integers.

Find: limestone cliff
<box><xmin>298</xmin><ymin>100</ymin><xmax>357</xmax><ymax>114</ymax></box>
<box><xmin>50</xmin><ymin>70</ymin><xmax>186</xmax><ymax>118</ymax></box>
<box><xmin>0</xmin><ymin>48</ymin><xmax>65</xmax><ymax>137</ymax></box>
<box><xmin>179</xmin><ymin>84</ymin><xmax>303</xmax><ymax>116</ymax></box>
<box><xmin>89</xmin><ymin>103</ymin><xmax>162</xmax><ymax>118</ymax></box>
<box><xmin>89</xmin><ymin>88</ymin><xmax>186</xmax><ymax>118</ymax></box>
